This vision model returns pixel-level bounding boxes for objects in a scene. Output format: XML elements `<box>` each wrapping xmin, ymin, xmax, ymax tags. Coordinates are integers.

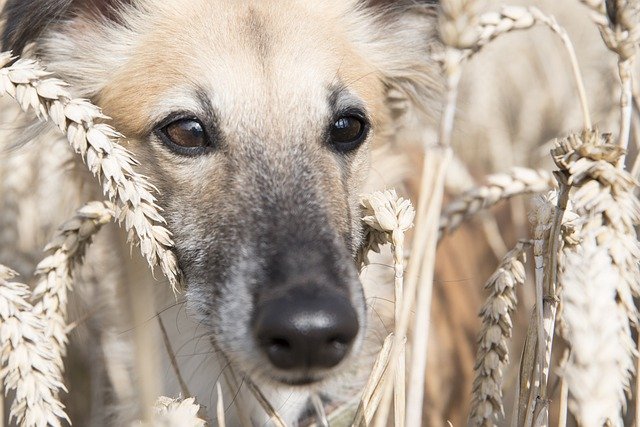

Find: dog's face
<box><xmin>3</xmin><ymin>0</ymin><xmax>438</xmax><ymax>392</ymax></box>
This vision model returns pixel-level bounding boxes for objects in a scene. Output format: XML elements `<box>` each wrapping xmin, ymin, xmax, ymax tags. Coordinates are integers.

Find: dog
<box><xmin>0</xmin><ymin>0</ymin><xmax>440</xmax><ymax>424</ymax></box>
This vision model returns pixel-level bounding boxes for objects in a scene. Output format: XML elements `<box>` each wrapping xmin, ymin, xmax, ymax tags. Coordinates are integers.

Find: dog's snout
<box><xmin>254</xmin><ymin>289</ymin><xmax>359</xmax><ymax>371</ymax></box>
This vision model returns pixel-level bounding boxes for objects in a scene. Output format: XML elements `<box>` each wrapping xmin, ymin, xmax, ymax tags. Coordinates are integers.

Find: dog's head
<box><xmin>3</xmin><ymin>0</ymin><xmax>439</xmax><ymax>392</ymax></box>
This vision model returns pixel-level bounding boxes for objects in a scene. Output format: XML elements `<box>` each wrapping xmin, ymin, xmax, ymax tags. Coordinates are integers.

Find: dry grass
<box><xmin>1</xmin><ymin>0</ymin><xmax>640</xmax><ymax>425</ymax></box>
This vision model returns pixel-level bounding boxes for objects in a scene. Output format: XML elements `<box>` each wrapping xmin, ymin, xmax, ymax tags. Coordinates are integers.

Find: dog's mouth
<box><xmin>276</xmin><ymin>375</ymin><xmax>321</xmax><ymax>387</ymax></box>
<box><xmin>256</xmin><ymin>363</ymin><xmax>352</xmax><ymax>389</ymax></box>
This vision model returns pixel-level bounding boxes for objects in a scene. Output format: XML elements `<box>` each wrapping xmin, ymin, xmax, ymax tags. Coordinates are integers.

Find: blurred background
<box><xmin>368</xmin><ymin>0</ymin><xmax>630</xmax><ymax>424</ymax></box>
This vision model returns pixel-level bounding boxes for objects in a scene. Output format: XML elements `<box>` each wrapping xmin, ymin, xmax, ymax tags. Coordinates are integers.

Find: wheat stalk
<box><xmin>374</xmin><ymin>1</ymin><xmax>471</xmax><ymax>424</ymax></box>
<box><xmin>525</xmin><ymin>189</ymin><xmax>572</xmax><ymax>426</ymax></box>
<box><xmin>0</xmin><ymin>52</ymin><xmax>181</xmax><ymax>291</ymax></box>
<box><xmin>468</xmin><ymin>241</ymin><xmax>528</xmax><ymax>427</ymax></box>
<box><xmin>439</xmin><ymin>167</ymin><xmax>556</xmax><ymax>238</ymax></box>
<box><xmin>216</xmin><ymin>382</ymin><xmax>226</xmax><ymax>427</ymax></box>
<box><xmin>244</xmin><ymin>378</ymin><xmax>287</xmax><ymax>427</ymax></box>
<box><xmin>360</xmin><ymin>189</ymin><xmax>415</xmax><ymax>427</ymax></box>
<box><xmin>311</xmin><ymin>393</ymin><xmax>329</xmax><ymax>427</ymax></box>
<box><xmin>352</xmin><ymin>333</ymin><xmax>394</xmax><ymax>426</ymax></box>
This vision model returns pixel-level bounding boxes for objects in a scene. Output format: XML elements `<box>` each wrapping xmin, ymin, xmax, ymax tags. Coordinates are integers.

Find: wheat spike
<box><xmin>580</xmin><ymin>0</ymin><xmax>640</xmax><ymax>61</ymax></box>
<box><xmin>32</xmin><ymin>201</ymin><xmax>114</xmax><ymax>363</ymax></box>
<box><xmin>0</xmin><ymin>266</ymin><xmax>69</xmax><ymax>427</ymax></box>
<box><xmin>439</xmin><ymin>167</ymin><xmax>556</xmax><ymax>237</ymax></box>
<box><xmin>439</xmin><ymin>0</ymin><xmax>484</xmax><ymax>50</ymax></box>
<box><xmin>469</xmin><ymin>242</ymin><xmax>528</xmax><ymax>427</ymax></box>
<box><xmin>560</xmin><ymin>235</ymin><xmax>632</xmax><ymax>427</ymax></box>
<box><xmin>0</xmin><ymin>52</ymin><xmax>181</xmax><ymax>291</ymax></box>
<box><xmin>553</xmin><ymin>129</ymin><xmax>640</xmax><ymax>425</ymax></box>
<box><xmin>579</xmin><ymin>0</ymin><xmax>639</xmax><ymax>155</ymax></box>
<box><xmin>1</xmin><ymin>201</ymin><xmax>114</xmax><ymax>426</ymax></box>
<box><xmin>133</xmin><ymin>396</ymin><xmax>206</xmax><ymax>427</ymax></box>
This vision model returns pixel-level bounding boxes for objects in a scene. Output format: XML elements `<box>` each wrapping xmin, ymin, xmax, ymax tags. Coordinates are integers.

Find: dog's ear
<box><xmin>2</xmin><ymin>0</ymin><xmax>128</xmax><ymax>54</ymax></box>
<box><xmin>363</xmin><ymin>0</ymin><xmax>442</xmax><ymax>121</ymax></box>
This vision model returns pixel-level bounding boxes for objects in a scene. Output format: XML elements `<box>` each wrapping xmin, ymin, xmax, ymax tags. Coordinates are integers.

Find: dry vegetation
<box><xmin>1</xmin><ymin>0</ymin><xmax>640</xmax><ymax>426</ymax></box>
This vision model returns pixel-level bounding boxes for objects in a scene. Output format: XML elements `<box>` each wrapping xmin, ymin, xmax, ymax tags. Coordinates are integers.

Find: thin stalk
<box><xmin>221</xmin><ymin>367</ymin><xmax>252</xmax><ymax>427</ymax></box>
<box><xmin>531</xmin><ymin>251</ymin><xmax>545</xmax><ymax>427</ymax></box>
<box><xmin>245</xmin><ymin>379</ymin><xmax>287</xmax><ymax>427</ymax></box>
<box><xmin>312</xmin><ymin>393</ymin><xmax>329</xmax><ymax>427</ymax></box>
<box><xmin>529</xmin><ymin>7</ymin><xmax>592</xmax><ymax>130</ymax></box>
<box><xmin>352</xmin><ymin>334</ymin><xmax>394</xmax><ymax>426</ymax></box>
<box><xmin>370</xmin><ymin>52</ymin><xmax>460</xmax><ymax>427</ymax></box>
<box><xmin>637</xmin><ymin>337</ymin><xmax>640</xmax><ymax>427</ymax></box>
<box><xmin>216</xmin><ymin>382</ymin><xmax>226</xmax><ymax>427</ymax></box>
<box><xmin>404</xmin><ymin>59</ymin><xmax>461</xmax><ymax>427</ymax></box>
<box><xmin>0</xmin><ymin>385</ymin><xmax>4</xmax><ymax>427</ymax></box>
<box><xmin>157</xmin><ymin>316</ymin><xmax>191</xmax><ymax>399</ymax></box>
<box><xmin>393</xmin><ymin>229</ymin><xmax>406</xmax><ymax>427</ymax></box>
<box><xmin>531</xmin><ymin>182</ymin><xmax>569</xmax><ymax>426</ymax></box>
<box><xmin>558</xmin><ymin>350</ymin><xmax>570</xmax><ymax>427</ymax></box>
<box><xmin>618</xmin><ymin>59</ymin><xmax>634</xmax><ymax>164</ymax></box>
<box><xmin>511</xmin><ymin>369</ymin><xmax>522</xmax><ymax>427</ymax></box>
<box><xmin>558</xmin><ymin>378</ymin><xmax>568</xmax><ymax>427</ymax></box>
<box><xmin>373</xmin><ymin>148</ymin><xmax>452</xmax><ymax>427</ymax></box>
<box><xmin>520</xmin><ymin>311</ymin><xmax>541</xmax><ymax>427</ymax></box>
<box><xmin>124</xmin><ymin>285</ymin><xmax>159</xmax><ymax>422</ymax></box>
<box><xmin>117</xmin><ymin>232</ymin><xmax>161</xmax><ymax>423</ymax></box>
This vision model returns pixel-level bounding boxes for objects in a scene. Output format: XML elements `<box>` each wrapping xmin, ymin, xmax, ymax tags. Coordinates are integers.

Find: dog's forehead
<box><xmin>99</xmin><ymin>0</ymin><xmax>383</xmax><ymax>136</ymax></box>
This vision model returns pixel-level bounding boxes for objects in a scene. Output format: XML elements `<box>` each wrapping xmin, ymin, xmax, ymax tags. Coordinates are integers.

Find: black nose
<box><xmin>254</xmin><ymin>289</ymin><xmax>359</xmax><ymax>370</ymax></box>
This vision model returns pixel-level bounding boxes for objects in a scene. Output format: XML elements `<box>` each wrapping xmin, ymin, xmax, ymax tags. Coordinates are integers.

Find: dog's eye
<box><xmin>330</xmin><ymin>115</ymin><xmax>367</xmax><ymax>152</ymax></box>
<box><xmin>159</xmin><ymin>118</ymin><xmax>207</xmax><ymax>152</ymax></box>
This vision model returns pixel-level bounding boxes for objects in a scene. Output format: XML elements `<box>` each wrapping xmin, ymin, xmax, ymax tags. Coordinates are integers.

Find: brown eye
<box><xmin>160</xmin><ymin>118</ymin><xmax>206</xmax><ymax>152</ymax></box>
<box><xmin>330</xmin><ymin>115</ymin><xmax>367</xmax><ymax>152</ymax></box>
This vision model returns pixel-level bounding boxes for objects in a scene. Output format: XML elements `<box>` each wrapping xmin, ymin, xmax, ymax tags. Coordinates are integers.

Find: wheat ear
<box><xmin>560</xmin><ymin>237</ymin><xmax>632</xmax><ymax>427</ymax></box>
<box><xmin>0</xmin><ymin>266</ymin><xmax>68</xmax><ymax>427</ymax></box>
<box><xmin>439</xmin><ymin>167</ymin><xmax>556</xmax><ymax>237</ymax></box>
<box><xmin>133</xmin><ymin>396</ymin><xmax>206</xmax><ymax>427</ymax></box>
<box><xmin>579</xmin><ymin>0</ymin><xmax>639</xmax><ymax>158</ymax></box>
<box><xmin>554</xmin><ymin>129</ymin><xmax>640</xmax><ymax>425</ymax></box>
<box><xmin>0</xmin><ymin>52</ymin><xmax>181</xmax><ymax>291</ymax></box>
<box><xmin>1</xmin><ymin>201</ymin><xmax>113</xmax><ymax>426</ymax></box>
<box><xmin>32</xmin><ymin>201</ymin><xmax>114</xmax><ymax>357</ymax></box>
<box><xmin>468</xmin><ymin>241</ymin><xmax>528</xmax><ymax>427</ymax></box>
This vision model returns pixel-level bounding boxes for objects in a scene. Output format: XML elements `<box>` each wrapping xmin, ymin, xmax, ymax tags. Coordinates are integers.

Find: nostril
<box><xmin>328</xmin><ymin>336</ymin><xmax>349</xmax><ymax>348</ymax></box>
<box><xmin>269</xmin><ymin>337</ymin><xmax>291</xmax><ymax>350</ymax></box>
<box><xmin>263</xmin><ymin>337</ymin><xmax>297</xmax><ymax>370</ymax></box>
